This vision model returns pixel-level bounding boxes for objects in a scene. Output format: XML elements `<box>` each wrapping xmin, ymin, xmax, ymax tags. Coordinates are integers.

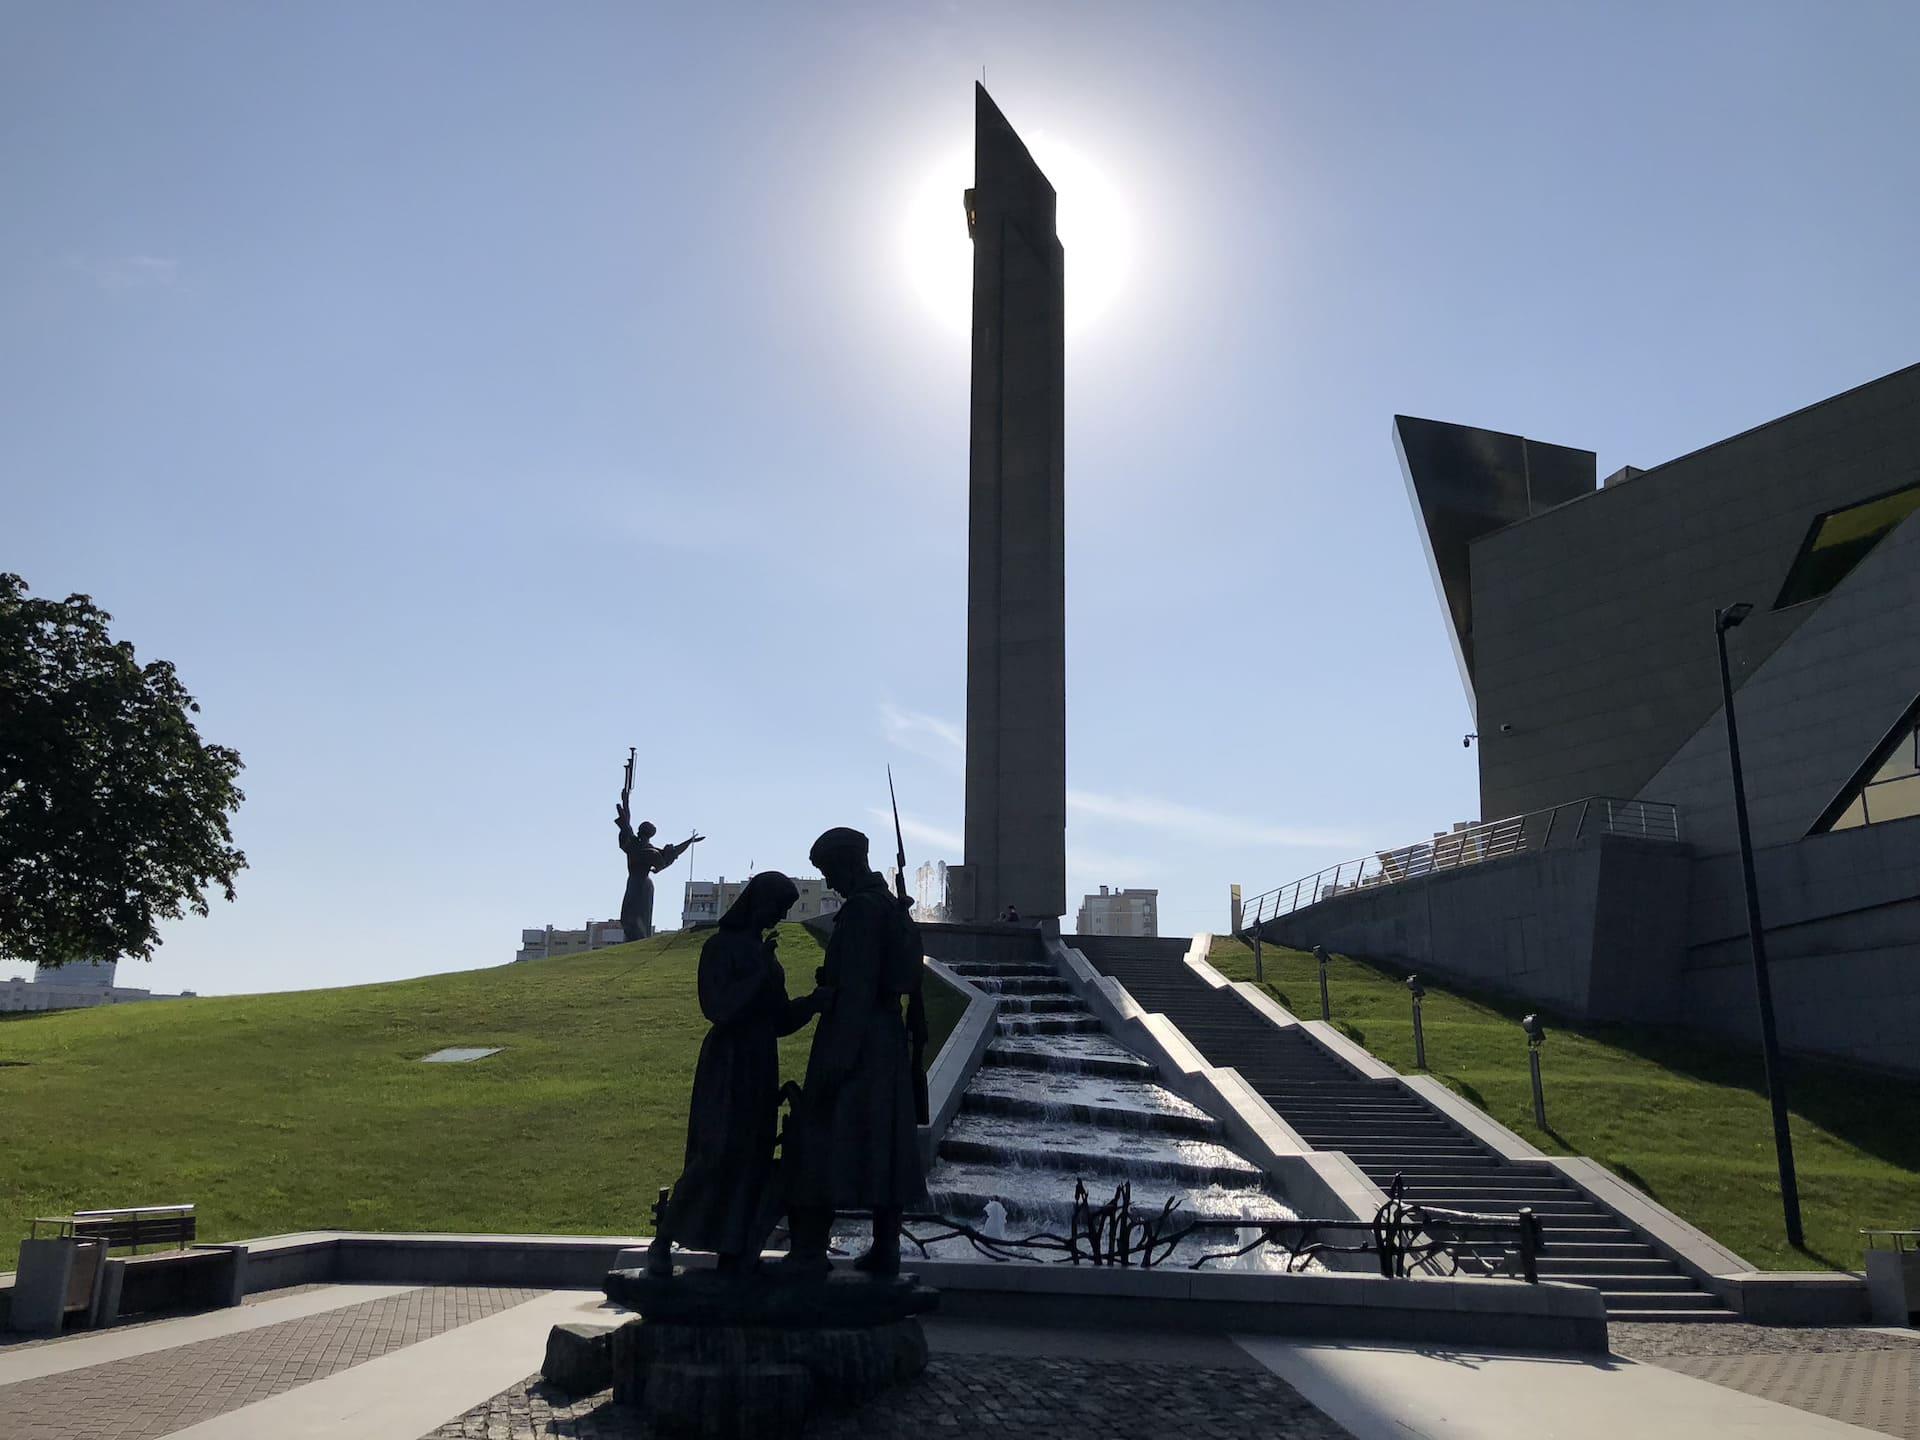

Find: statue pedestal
<box><xmin>603</xmin><ymin>1268</ymin><xmax>937</xmax><ymax>1438</ymax></box>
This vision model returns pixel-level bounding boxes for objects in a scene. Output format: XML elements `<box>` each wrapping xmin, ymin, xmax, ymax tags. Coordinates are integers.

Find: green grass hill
<box><xmin>1209</xmin><ymin>937</ymin><xmax>1920</xmax><ymax>1272</ymax></box>
<box><xmin>0</xmin><ymin>926</ymin><xmax>966</xmax><ymax>1248</ymax></box>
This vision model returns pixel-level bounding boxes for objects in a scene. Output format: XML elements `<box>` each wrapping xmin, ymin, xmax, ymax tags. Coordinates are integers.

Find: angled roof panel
<box><xmin>1393</xmin><ymin>416</ymin><xmax>1595</xmax><ymax>717</ymax></box>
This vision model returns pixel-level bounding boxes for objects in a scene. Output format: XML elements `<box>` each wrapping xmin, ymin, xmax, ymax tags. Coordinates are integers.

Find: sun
<box><xmin>901</xmin><ymin>132</ymin><xmax>1135</xmax><ymax>340</ymax></box>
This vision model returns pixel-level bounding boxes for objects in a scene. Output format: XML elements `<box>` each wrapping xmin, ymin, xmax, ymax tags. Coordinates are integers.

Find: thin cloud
<box><xmin>1068</xmin><ymin>789</ymin><xmax>1363</xmax><ymax>850</ymax></box>
<box><xmin>65</xmin><ymin>254</ymin><xmax>179</xmax><ymax>290</ymax></box>
<box><xmin>867</xmin><ymin>805</ymin><xmax>962</xmax><ymax>855</ymax></box>
<box><xmin>1067</xmin><ymin>847</ymin><xmax>1158</xmax><ymax>886</ymax></box>
<box><xmin>879</xmin><ymin>702</ymin><xmax>964</xmax><ymax>772</ymax></box>
<box><xmin>874</xmin><ymin>705</ymin><xmax>1362</xmax><ymax>850</ymax></box>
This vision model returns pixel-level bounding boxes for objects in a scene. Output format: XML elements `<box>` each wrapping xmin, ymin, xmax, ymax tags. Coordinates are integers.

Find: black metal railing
<box><xmin>1241</xmin><ymin>797</ymin><xmax>1681</xmax><ymax>929</ymax></box>
<box><xmin>862</xmin><ymin>1176</ymin><xmax>1542</xmax><ymax>1281</ymax></box>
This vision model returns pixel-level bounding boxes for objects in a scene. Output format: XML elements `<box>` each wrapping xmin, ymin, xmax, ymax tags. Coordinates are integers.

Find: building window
<box><xmin>1773</xmin><ymin>481</ymin><xmax>1920</xmax><ymax>609</ymax></box>
<box><xmin>1816</xmin><ymin>695</ymin><xmax>1920</xmax><ymax>832</ymax></box>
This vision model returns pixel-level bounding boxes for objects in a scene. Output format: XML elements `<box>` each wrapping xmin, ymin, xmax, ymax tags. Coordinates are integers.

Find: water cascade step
<box><xmin>1068</xmin><ymin>934</ymin><xmax>1735</xmax><ymax>1322</ymax></box>
<box><xmin>878</xmin><ymin>938</ymin><xmax>1302</xmax><ymax>1267</ymax></box>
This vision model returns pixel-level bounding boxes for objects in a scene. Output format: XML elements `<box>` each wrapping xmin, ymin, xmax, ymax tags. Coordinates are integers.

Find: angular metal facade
<box><xmin>1393</xmin><ymin>415</ymin><xmax>1595</xmax><ymax>719</ymax></box>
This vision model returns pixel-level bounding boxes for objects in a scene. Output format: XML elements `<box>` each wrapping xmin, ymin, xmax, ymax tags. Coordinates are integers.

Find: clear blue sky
<box><xmin>6</xmin><ymin>2</ymin><xmax>1917</xmax><ymax>995</ymax></box>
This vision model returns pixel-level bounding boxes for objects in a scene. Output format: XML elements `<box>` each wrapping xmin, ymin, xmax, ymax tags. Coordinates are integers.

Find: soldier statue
<box><xmin>782</xmin><ymin>826</ymin><xmax>928</xmax><ymax>1276</ymax></box>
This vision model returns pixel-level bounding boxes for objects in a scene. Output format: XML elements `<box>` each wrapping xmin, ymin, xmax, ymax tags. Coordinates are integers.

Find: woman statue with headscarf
<box><xmin>646</xmin><ymin>870</ymin><xmax>827</xmax><ymax>1276</ymax></box>
<box><xmin>615</xmin><ymin>800</ymin><xmax>703</xmax><ymax>942</ymax></box>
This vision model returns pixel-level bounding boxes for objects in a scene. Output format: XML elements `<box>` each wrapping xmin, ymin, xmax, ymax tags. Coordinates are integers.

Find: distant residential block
<box><xmin>1</xmin><ymin>959</ymin><xmax>196</xmax><ymax>1013</ymax></box>
<box><xmin>680</xmin><ymin>876</ymin><xmax>844</xmax><ymax>932</ymax></box>
<box><xmin>514</xmin><ymin>919</ymin><xmax>628</xmax><ymax>963</ymax></box>
<box><xmin>1075</xmin><ymin>885</ymin><xmax>1159</xmax><ymax>937</ymax></box>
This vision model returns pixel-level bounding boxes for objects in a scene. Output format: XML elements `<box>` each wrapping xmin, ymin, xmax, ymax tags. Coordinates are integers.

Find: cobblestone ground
<box><xmin>423</xmin><ymin>1355</ymin><xmax>1353</xmax><ymax>1439</ymax></box>
<box><xmin>0</xmin><ymin>1285</ymin><xmax>541</xmax><ymax>1440</ymax></box>
<box><xmin>1614</xmin><ymin>1323</ymin><xmax>1920</xmax><ymax>1439</ymax></box>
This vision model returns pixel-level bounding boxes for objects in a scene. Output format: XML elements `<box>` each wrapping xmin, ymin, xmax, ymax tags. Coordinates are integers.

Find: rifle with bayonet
<box><xmin>619</xmin><ymin>746</ymin><xmax>636</xmax><ymax>824</ymax></box>
<box><xmin>889</xmin><ymin>766</ymin><xmax>931</xmax><ymax>1126</ymax></box>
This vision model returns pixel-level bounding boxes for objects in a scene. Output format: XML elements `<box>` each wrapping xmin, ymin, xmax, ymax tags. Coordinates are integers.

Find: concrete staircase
<box><xmin>1070</xmin><ymin>934</ymin><xmax>1734</xmax><ymax>1322</ymax></box>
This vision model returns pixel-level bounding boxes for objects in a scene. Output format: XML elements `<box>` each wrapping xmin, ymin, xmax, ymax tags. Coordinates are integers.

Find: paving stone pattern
<box><xmin>0</xmin><ymin>1285</ymin><xmax>541</xmax><ymax>1440</ymax></box>
<box><xmin>1615</xmin><ymin>1323</ymin><xmax>1920</xmax><ymax>1439</ymax></box>
<box><xmin>422</xmin><ymin>1356</ymin><xmax>1354</xmax><ymax>1439</ymax></box>
<box><xmin>0</xmin><ymin>1282</ymin><xmax>337</xmax><ymax>1354</ymax></box>
<box><xmin>1613</xmin><ymin>1322</ymin><xmax>1920</xmax><ymax>1359</ymax></box>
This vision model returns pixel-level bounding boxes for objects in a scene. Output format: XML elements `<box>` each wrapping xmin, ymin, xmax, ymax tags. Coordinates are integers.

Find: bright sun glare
<box><xmin>902</xmin><ymin>133</ymin><xmax>1134</xmax><ymax>339</ymax></box>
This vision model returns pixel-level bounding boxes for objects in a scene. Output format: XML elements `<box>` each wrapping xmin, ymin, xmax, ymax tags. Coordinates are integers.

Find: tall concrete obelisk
<box><xmin>953</xmin><ymin>85</ymin><xmax>1067</xmax><ymax>924</ymax></box>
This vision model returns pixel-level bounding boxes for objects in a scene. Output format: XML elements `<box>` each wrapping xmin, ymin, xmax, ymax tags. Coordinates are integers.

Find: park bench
<box><xmin>15</xmin><ymin>1205</ymin><xmax>246</xmax><ymax>1333</ymax></box>
<box><xmin>34</xmin><ymin>1203</ymin><xmax>199</xmax><ymax>1251</ymax></box>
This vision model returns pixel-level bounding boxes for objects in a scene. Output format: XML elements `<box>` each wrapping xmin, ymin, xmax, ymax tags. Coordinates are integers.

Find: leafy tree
<box><xmin>0</xmin><ymin>574</ymin><xmax>245</xmax><ymax>967</ymax></box>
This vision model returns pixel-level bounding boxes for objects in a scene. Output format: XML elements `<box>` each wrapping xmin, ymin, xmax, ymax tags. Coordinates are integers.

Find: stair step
<box><xmin>959</xmin><ymin>1091</ymin><xmax>1218</xmax><ymax>1138</ymax></box>
<box><xmin>1533</xmin><ymin>1226</ymin><xmax>1643</xmax><ymax>1243</ymax></box>
<box><xmin>982</xmin><ymin>1049</ymin><xmax>1155</xmax><ymax>1081</ymax></box>
<box><xmin>1377</xmin><ymin>1173</ymin><xmax>1566</xmax><ymax>1188</ymax></box>
<box><xmin>1598</xmin><ymin>1290</ymin><xmax>1726</xmax><ymax>1312</ymax></box>
<box><xmin>1535</xmin><ymin>1242</ymin><xmax>1657</xmax><ymax>1260</ymax></box>
<box><xmin>964</xmin><ymin>977</ymin><xmax>1077</xmax><ymax>995</ymax></box>
<box><xmin>1080</xmin><ymin>940</ymin><xmax>1738</xmax><ymax>1321</ymax></box>
<box><xmin>1357</xmin><ymin>1162</ymin><xmax>1506</xmax><ymax>1175</ymax></box>
<box><xmin>1549</xmin><ymin>1273</ymin><xmax>1698</xmax><ymax>1294</ymax></box>
<box><xmin>992</xmin><ymin>996</ymin><xmax>1088</xmax><ymax>1014</ymax></box>
<box><xmin>995</xmin><ymin>1016</ymin><xmax>1104</xmax><ymax>1035</ymax></box>
<box><xmin>1410</xmin><ymin>1197</ymin><xmax>1608</xmax><ymax>1213</ymax></box>
<box><xmin>1336</xmin><ymin>1159</ymin><xmax>1482</xmax><ymax>1175</ymax></box>
<box><xmin>1535</xmin><ymin>1258</ymin><xmax>1682</xmax><ymax>1278</ymax></box>
<box><xmin>1604</xmin><ymin>1312</ymin><xmax>1738</xmax><ymax>1325</ymax></box>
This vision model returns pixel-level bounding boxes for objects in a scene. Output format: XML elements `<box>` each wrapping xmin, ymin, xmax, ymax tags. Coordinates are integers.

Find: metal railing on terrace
<box><xmin>1240</xmin><ymin>797</ymin><xmax>1681</xmax><ymax>930</ymax></box>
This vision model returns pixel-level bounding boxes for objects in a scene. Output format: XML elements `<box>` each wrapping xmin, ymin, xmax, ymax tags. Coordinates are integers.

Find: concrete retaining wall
<box><xmin>1263</xmin><ymin>834</ymin><xmax>1691</xmax><ymax>1023</ymax></box>
<box><xmin>1680</xmin><ymin>820</ymin><xmax>1920</xmax><ymax>1076</ymax></box>
<box><xmin>920</xmin><ymin>958</ymin><xmax>997</xmax><ymax>1168</ymax></box>
<box><xmin>225</xmin><ymin>1231</ymin><xmax>1609</xmax><ymax>1353</ymax></box>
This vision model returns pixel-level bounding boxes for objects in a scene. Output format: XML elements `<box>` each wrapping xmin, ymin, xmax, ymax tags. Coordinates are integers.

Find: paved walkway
<box><xmin>3</xmin><ymin>1285</ymin><xmax>1916</xmax><ymax>1438</ymax></box>
<box><xmin>1239</xmin><ymin>1335</ymin><xmax>1897</xmax><ymax>1440</ymax></box>
<box><xmin>0</xmin><ymin>1286</ymin><xmax>545</xmax><ymax>1440</ymax></box>
<box><xmin>1614</xmin><ymin>1322</ymin><xmax>1920</xmax><ymax>1440</ymax></box>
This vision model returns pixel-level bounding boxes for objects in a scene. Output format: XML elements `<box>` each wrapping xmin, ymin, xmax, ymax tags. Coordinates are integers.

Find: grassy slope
<box><xmin>0</xmin><ymin>925</ymin><xmax>967</xmax><ymax>1247</ymax></box>
<box><xmin>1209</xmin><ymin>938</ymin><xmax>1920</xmax><ymax>1272</ymax></box>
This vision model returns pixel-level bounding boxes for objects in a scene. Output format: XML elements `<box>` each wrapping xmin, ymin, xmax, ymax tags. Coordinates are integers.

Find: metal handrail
<box><xmin>1242</xmin><ymin>797</ymin><xmax>1681</xmax><ymax>929</ymax></box>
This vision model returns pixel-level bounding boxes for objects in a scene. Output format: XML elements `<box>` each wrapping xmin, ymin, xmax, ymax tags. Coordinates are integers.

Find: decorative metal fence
<box><xmin>866</xmin><ymin>1176</ymin><xmax>1542</xmax><ymax>1281</ymax></box>
<box><xmin>1240</xmin><ymin>797</ymin><xmax>1681</xmax><ymax>930</ymax></box>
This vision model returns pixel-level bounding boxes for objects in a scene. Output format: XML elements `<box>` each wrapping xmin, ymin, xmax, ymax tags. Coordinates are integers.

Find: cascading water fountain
<box><xmin>895</xmin><ymin>946</ymin><xmax>1307</xmax><ymax>1268</ymax></box>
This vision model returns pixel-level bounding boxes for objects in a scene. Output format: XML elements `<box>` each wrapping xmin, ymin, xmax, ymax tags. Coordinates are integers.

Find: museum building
<box><xmin>1259</xmin><ymin>360</ymin><xmax>1920</xmax><ymax>1076</ymax></box>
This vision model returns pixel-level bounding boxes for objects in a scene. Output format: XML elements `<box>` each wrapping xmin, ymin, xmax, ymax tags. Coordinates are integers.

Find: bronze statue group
<box><xmin>637</xmin><ymin>822</ymin><xmax>929</xmax><ymax>1280</ymax></box>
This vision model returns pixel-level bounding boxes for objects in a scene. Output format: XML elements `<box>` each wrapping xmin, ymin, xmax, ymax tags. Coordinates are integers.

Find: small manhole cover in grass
<box><xmin>419</xmin><ymin>1047</ymin><xmax>503</xmax><ymax>1064</ymax></box>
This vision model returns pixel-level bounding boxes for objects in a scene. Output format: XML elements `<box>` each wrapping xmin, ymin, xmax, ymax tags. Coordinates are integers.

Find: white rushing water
<box><xmin>859</xmin><ymin>950</ymin><xmax>1308</xmax><ymax>1271</ymax></box>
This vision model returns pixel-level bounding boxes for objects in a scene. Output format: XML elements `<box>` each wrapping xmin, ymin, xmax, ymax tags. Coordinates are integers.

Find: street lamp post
<box><xmin>1313</xmin><ymin>944</ymin><xmax>1332</xmax><ymax>1022</ymax></box>
<box><xmin>1522</xmin><ymin>1014</ymin><xmax>1548</xmax><ymax>1129</ymax></box>
<box><xmin>1407</xmin><ymin>975</ymin><xmax>1427</xmax><ymax>1071</ymax></box>
<box><xmin>1716</xmin><ymin>601</ymin><xmax>1805</xmax><ymax>1249</ymax></box>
